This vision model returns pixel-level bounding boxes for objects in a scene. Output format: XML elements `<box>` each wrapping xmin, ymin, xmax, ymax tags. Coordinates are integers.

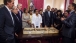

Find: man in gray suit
<box><xmin>61</xmin><ymin>3</ymin><xmax>76</xmax><ymax>43</ymax></box>
<box><xmin>0</xmin><ymin>0</ymin><xmax>15</xmax><ymax>43</ymax></box>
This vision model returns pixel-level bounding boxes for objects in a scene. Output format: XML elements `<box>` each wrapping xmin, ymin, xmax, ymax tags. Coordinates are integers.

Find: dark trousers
<box><xmin>6</xmin><ymin>39</ymin><xmax>15</xmax><ymax>43</ymax></box>
<box><xmin>62</xmin><ymin>36</ymin><xmax>75</xmax><ymax>43</ymax></box>
<box><xmin>15</xmin><ymin>37</ymin><xmax>20</xmax><ymax>43</ymax></box>
<box><xmin>0</xmin><ymin>39</ymin><xmax>15</xmax><ymax>43</ymax></box>
<box><xmin>15</xmin><ymin>35</ymin><xmax>20</xmax><ymax>43</ymax></box>
<box><xmin>0</xmin><ymin>41</ymin><xmax>6</xmax><ymax>43</ymax></box>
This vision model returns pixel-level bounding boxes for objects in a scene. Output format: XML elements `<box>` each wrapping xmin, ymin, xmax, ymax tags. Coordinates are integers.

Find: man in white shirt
<box><xmin>32</xmin><ymin>9</ymin><xmax>42</xmax><ymax>28</ymax></box>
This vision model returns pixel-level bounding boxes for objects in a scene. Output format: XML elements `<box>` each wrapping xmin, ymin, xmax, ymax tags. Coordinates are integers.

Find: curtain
<box><xmin>33</xmin><ymin>0</ymin><xmax>44</xmax><ymax>10</ymax></box>
<box><xmin>18</xmin><ymin>0</ymin><xmax>28</xmax><ymax>10</ymax></box>
<box><xmin>64</xmin><ymin>0</ymin><xmax>67</xmax><ymax>11</ymax></box>
<box><xmin>69</xmin><ymin>0</ymin><xmax>74</xmax><ymax>4</ymax></box>
<box><xmin>65</xmin><ymin>0</ymin><xmax>74</xmax><ymax>10</ymax></box>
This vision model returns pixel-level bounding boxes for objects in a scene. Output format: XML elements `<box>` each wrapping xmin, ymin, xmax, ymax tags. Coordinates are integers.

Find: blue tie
<box><xmin>48</xmin><ymin>11</ymin><xmax>50</xmax><ymax>17</ymax></box>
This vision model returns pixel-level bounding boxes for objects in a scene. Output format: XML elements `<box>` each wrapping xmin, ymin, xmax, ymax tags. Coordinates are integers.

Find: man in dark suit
<box><xmin>44</xmin><ymin>6</ymin><xmax>53</xmax><ymax>27</ymax></box>
<box><xmin>12</xmin><ymin>6</ymin><xmax>21</xmax><ymax>43</ymax></box>
<box><xmin>17</xmin><ymin>3</ymin><xmax>23</xmax><ymax>19</ymax></box>
<box><xmin>0</xmin><ymin>0</ymin><xmax>15</xmax><ymax>43</ymax></box>
<box><xmin>17</xmin><ymin>3</ymin><xmax>23</xmax><ymax>29</ymax></box>
<box><xmin>44</xmin><ymin>6</ymin><xmax>53</xmax><ymax>43</ymax></box>
<box><xmin>61</xmin><ymin>3</ymin><xmax>76</xmax><ymax>43</ymax></box>
<box><xmin>51</xmin><ymin>8</ymin><xmax>58</xmax><ymax>28</ymax></box>
<box><xmin>12</xmin><ymin>6</ymin><xmax>22</xmax><ymax>35</ymax></box>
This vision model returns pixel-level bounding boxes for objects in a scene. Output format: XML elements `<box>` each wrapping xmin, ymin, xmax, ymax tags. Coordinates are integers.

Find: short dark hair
<box><xmin>71</xmin><ymin>3</ymin><xmax>76</xmax><ymax>9</ymax></box>
<box><xmin>29</xmin><ymin>10</ymin><xmax>32</xmax><ymax>13</ymax></box>
<box><xmin>4</xmin><ymin>0</ymin><xmax>12</xmax><ymax>5</ymax></box>
<box><xmin>23</xmin><ymin>8</ymin><xmax>26</xmax><ymax>13</ymax></box>
<box><xmin>65</xmin><ymin>10</ymin><xmax>70</xmax><ymax>14</ymax></box>
<box><xmin>39</xmin><ymin>10</ymin><xmax>42</xmax><ymax>12</ymax></box>
<box><xmin>75</xmin><ymin>4</ymin><xmax>76</xmax><ymax>11</ymax></box>
<box><xmin>34</xmin><ymin>9</ymin><xmax>37</xmax><ymax>13</ymax></box>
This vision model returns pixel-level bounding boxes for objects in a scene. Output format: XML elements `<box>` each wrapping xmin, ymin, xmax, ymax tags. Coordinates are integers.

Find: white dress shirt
<box><xmin>32</xmin><ymin>14</ymin><xmax>42</xmax><ymax>28</ymax></box>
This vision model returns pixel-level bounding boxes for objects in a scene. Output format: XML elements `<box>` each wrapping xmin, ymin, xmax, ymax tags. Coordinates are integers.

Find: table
<box><xmin>18</xmin><ymin>27</ymin><xmax>59</xmax><ymax>39</ymax></box>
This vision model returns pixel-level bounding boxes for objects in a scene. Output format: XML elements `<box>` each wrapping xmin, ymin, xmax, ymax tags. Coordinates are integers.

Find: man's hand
<box><xmin>15</xmin><ymin>33</ymin><xmax>18</xmax><ymax>37</ymax></box>
<box><xmin>45</xmin><ymin>25</ymin><xmax>47</xmax><ymax>28</ymax></box>
<box><xmin>61</xmin><ymin>18</ymin><xmax>66</xmax><ymax>21</ymax></box>
<box><xmin>51</xmin><ymin>25</ymin><xmax>53</xmax><ymax>27</ymax></box>
<box><xmin>45</xmin><ymin>25</ymin><xmax>48</xmax><ymax>31</ymax></box>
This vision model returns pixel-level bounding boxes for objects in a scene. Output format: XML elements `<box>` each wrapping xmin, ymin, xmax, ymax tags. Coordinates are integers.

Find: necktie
<box><xmin>16</xmin><ymin>15</ymin><xmax>19</xmax><ymax>21</ymax></box>
<box><xmin>10</xmin><ymin>11</ymin><xmax>14</xmax><ymax>25</ymax></box>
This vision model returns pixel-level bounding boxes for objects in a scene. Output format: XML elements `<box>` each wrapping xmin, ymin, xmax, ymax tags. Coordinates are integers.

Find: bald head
<box><xmin>17</xmin><ymin>3</ymin><xmax>22</xmax><ymax>10</ymax></box>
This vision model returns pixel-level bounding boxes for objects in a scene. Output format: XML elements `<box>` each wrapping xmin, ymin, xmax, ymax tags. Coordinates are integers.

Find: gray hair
<box><xmin>17</xmin><ymin>3</ymin><xmax>22</xmax><ymax>7</ymax></box>
<box><xmin>12</xmin><ymin>6</ymin><xmax>18</xmax><ymax>10</ymax></box>
<box><xmin>0</xmin><ymin>4</ymin><xmax>4</xmax><ymax>8</ymax></box>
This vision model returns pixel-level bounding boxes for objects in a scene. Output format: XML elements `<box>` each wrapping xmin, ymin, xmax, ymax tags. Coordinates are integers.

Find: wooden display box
<box><xmin>23</xmin><ymin>31</ymin><xmax>36</xmax><ymax>34</ymax></box>
<box><xmin>48</xmin><ymin>27</ymin><xmax>59</xmax><ymax>33</ymax></box>
<box><xmin>23</xmin><ymin>28</ymin><xmax>48</xmax><ymax>34</ymax></box>
<box><xmin>35</xmin><ymin>30</ymin><xmax>48</xmax><ymax>34</ymax></box>
<box><xmin>23</xmin><ymin>27</ymin><xmax>59</xmax><ymax>34</ymax></box>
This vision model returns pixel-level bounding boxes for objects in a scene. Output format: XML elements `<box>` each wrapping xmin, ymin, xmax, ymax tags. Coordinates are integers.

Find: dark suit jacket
<box><xmin>52</xmin><ymin>12</ymin><xmax>57</xmax><ymax>26</ymax></box>
<box><xmin>12</xmin><ymin>13</ymin><xmax>22</xmax><ymax>34</ymax></box>
<box><xmin>44</xmin><ymin>11</ymin><xmax>53</xmax><ymax>27</ymax></box>
<box><xmin>62</xmin><ymin>11</ymin><xmax>76</xmax><ymax>38</ymax></box>
<box><xmin>17</xmin><ymin>10</ymin><xmax>23</xmax><ymax>20</ymax></box>
<box><xmin>0</xmin><ymin>6</ymin><xmax>15</xmax><ymax>42</ymax></box>
<box><xmin>17</xmin><ymin>10</ymin><xmax>23</xmax><ymax>29</ymax></box>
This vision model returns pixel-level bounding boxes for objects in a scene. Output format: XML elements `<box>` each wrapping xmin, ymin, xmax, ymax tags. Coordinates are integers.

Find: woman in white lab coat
<box><xmin>32</xmin><ymin>9</ymin><xmax>42</xmax><ymax>28</ymax></box>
